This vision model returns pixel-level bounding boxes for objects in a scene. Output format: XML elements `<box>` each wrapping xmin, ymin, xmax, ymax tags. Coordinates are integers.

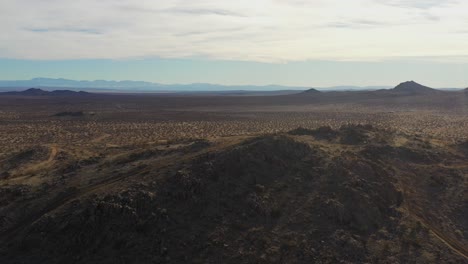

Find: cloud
<box><xmin>326</xmin><ymin>19</ymin><xmax>392</xmax><ymax>29</ymax></box>
<box><xmin>375</xmin><ymin>0</ymin><xmax>457</xmax><ymax>9</ymax></box>
<box><xmin>1</xmin><ymin>0</ymin><xmax>468</xmax><ymax>62</ymax></box>
<box><xmin>164</xmin><ymin>7</ymin><xmax>247</xmax><ymax>17</ymax></box>
<box><xmin>26</xmin><ymin>27</ymin><xmax>103</xmax><ymax>35</ymax></box>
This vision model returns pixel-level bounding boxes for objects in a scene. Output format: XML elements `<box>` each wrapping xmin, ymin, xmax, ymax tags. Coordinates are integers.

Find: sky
<box><xmin>1</xmin><ymin>0</ymin><xmax>468</xmax><ymax>87</ymax></box>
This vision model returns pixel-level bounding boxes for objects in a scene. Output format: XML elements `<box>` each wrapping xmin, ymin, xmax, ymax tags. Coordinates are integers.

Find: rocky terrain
<box><xmin>0</xmin><ymin>125</ymin><xmax>466</xmax><ymax>263</ymax></box>
<box><xmin>0</xmin><ymin>81</ymin><xmax>467</xmax><ymax>263</ymax></box>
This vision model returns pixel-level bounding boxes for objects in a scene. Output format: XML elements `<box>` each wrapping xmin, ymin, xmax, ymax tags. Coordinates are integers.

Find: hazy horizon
<box><xmin>0</xmin><ymin>59</ymin><xmax>467</xmax><ymax>88</ymax></box>
<box><xmin>1</xmin><ymin>76</ymin><xmax>466</xmax><ymax>91</ymax></box>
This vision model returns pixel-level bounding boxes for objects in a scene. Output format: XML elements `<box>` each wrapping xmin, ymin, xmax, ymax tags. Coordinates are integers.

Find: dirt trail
<box><xmin>31</xmin><ymin>145</ymin><xmax>57</xmax><ymax>167</ymax></box>
<box><xmin>409</xmin><ymin>213</ymin><xmax>468</xmax><ymax>260</ymax></box>
<box><xmin>91</xmin><ymin>133</ymin><xmax>111</xmax><ymax>143</ymax></box>
<box><xmin>397</xmin><ymin>164</ymin><xmax>468</xmax><ymax>261</ymax></box>
<box><xmin>47</xmin><ymin>145</ymin><xmax>58</xmax><ymax>162</ymax></box>
<box><xmin>12</xmin><ymin>145</ymin><xmax>58</xmax><ymax>176</ymax></box>
<box><xmin>76</xmin><ymin>135</ymin><xmax>248</xmax><ymax>195</ymax></box>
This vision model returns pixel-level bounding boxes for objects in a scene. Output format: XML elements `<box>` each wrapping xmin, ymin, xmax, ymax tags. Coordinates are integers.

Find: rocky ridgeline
<box><xmin>0</xmin><ymin>126</ymin><xmax>466</xmax><ymax>263</ymax></box>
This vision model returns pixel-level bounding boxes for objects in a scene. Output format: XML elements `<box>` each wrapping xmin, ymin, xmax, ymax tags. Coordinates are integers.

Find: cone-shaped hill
<box><xmin>390</xmin><ymin>81</ymin><xmax>439</xmax><ymax>94</ymax></box>
<box><xmin>301</xmin><ymin>88</ymin><xmax>322</xmax><ymax>94</ymax></box>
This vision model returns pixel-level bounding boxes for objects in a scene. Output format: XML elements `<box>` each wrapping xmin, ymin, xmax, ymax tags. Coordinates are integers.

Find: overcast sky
<box><xmin>1</xmin><ymin>0</ymin><xmax>468</xmax><ymax>87</ymax></box>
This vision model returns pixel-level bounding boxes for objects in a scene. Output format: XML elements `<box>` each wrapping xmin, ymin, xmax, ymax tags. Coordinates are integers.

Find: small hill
<box><xmin>48</xmin><ymin>90</ymin><xmax>90</xmax><ymax>96</ymax></box>
<box><xmin>0</xmin><ymin>88</ymin><xmax>91</xmax><ymax>96</ymax></box>
<box><xmin>302</xmin><ymin>88</ymin><xmax>321</xmax><ymax>94</ymax></box>
<box><xmin>391</xmin><ymin>81</ymin><xmax>438</xmax><ymax>94</ymax></box>
<box><xmin>17</xmin><ymin>88</ymin><xmax>49</xmax><ymax>96</ymax></box>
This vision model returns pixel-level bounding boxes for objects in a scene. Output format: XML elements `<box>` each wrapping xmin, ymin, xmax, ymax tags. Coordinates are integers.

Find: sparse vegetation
<box><xmin>0</xmin><ymin>91</ymin><xmax>467</xmax><ymax>263</ymax></box>
<box><xmin>53</xmin><ymin>111</ymin><xmax>85</xmax><ymax>117</ymax></box>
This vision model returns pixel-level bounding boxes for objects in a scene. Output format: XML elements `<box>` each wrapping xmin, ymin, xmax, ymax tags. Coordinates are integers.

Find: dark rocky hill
<box><xmin>390</xmin><ymin>81</ymin><xmax>439</xmax><ymax>94</ymax></box>
<box><xmin>301</xmin><ymin>88</ymin><xmax>321</xmax><ymax>94</ymax></box>
<box><xmin>0</xmin><ymin>88</ymin><xmax>90</xmax><ymax>96</ymax></box>
<box><xmin>0</xmin><ymin>126</ymin><xmax>466</xmax><ymax>263</ymax></box>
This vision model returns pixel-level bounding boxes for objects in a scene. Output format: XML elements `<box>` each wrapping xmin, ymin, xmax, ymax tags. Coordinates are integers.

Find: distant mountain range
<box><xmin>0</xmin><ymin>78</ymin><xmax>396</xmax><ymax>92</ymax></box>
<box><xmin>304</xmin><ymin>81</ymin><xmax>443</xmax><ymax>92</ymax></box>
<box><xmin>1</xmin><ymin>81</ymin><xmax>461</xmax><ymax>98</ymax></box>
<box><xmin>0</xmin><ymin>78</ymin><xmax>464</xmax><ymax>93</ymax></box>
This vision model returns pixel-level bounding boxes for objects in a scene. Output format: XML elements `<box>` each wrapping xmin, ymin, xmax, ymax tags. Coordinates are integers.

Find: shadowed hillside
<box><xmin>0</xmin><ymin>126</ymin><xmax>466</xmax><ymax>263</ymax></box>
<box><xmin>390</xmin><ymin>81</ymin><xmax>440</xmax><ymax>94</ymax></box>
<box><xmin>301</xmin><ymin>88</ymin><xmax>322</xmax><ymax>94</ymax></box>
<box><xmin>0</xmin><ymin>88</ymin><xmax>91</xmax><ymax>96</ymax></box>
